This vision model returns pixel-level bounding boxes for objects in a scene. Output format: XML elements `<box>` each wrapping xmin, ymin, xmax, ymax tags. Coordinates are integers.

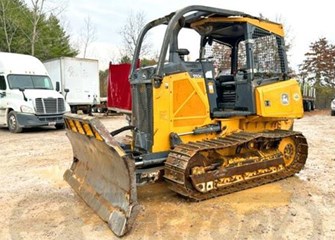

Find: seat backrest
<box><xmin>216</xmin><ymin>75</ymin><xmax>234</xmax><ymax>83</ymax></box>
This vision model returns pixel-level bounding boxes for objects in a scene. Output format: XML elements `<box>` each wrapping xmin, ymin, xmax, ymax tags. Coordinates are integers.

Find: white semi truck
<box><xmin>0</xmin><ymin>52</ymin><xmax>70</xmax><ymax>133</ymax></box>
<box><xmin>43</xmin><ymin>57</ymin><xmax>100</xmax><ymax>114</ymax></box>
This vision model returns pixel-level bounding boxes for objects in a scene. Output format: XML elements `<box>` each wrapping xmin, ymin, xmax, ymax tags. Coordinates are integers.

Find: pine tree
<box><xmin>0</xmin><ymin>0</ymin><xmax>29</xmax><ymax>53</ymax></box>
<box><xmin>300</xmin><ymin>37</ymin><xmax>335</xmax><ymax>88</ymax></box>
<box><xmin>34</xmin><ymin>14</ymin><xmax>77</xmax><ymax>61</ymax></box>
<box><xmin>0</xmin><ymin>0</ymin><xmax>77</xmax><ymax>60</ymax></box>
<box><xmin>300</xmin><ymin>37</ymin><xmax>335</xmax><ymax>108</ymax></box>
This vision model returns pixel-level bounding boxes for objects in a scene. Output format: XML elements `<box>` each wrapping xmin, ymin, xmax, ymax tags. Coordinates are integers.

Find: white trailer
<box><xmin>300</xmin><ymin>82</ymin><xmax>316</xmax><ymax>112</ymax></box>
<box><xmin>43</xmin><ymin>57</ymin><xmax>100</xmax><ymax>114</ymax></box>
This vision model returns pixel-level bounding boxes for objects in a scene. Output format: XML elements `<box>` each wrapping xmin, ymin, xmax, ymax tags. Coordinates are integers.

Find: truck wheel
<box><xmin>331</xmin><ymin>110</ymin><xmax>335</xmax><ymax>116</ymax></box>
<box><xmin>306</xmin><ymin>102</ymin><xmax>311</xmax><ymax>112</ymax></box>
<box><xmin>7</xmin><ymin>111</ymin><xmax>23</xmax><ymax>133</ymax></box>
<box><xmin>71</xmin><ymin>106</ymin><xmax>77</xmax><ymax>114</ymax></box>
<box><xmin>55</xmin><ymin>123</ymin><xmax>65</xmax><ymax>129</ymax></box>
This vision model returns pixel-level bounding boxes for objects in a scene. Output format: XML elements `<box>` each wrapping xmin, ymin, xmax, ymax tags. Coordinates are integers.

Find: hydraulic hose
<box><xmin>110</xmin><ymin>125</ymin><xmax>136</xmax><ymax>136</ymax></box>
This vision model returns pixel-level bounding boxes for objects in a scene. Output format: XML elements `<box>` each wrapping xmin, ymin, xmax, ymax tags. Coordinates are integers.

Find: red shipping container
<box><xmin>107</xmin><ymin>63</ymin><xmax>132</xmax><ymax>111</ymax></box>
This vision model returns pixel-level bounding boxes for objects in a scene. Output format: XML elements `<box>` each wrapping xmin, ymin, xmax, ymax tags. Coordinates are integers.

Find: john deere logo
<box><xmin>281</xmin><ymin>93</ymin><xmax>289</xmax><ymax>105</ymax></box>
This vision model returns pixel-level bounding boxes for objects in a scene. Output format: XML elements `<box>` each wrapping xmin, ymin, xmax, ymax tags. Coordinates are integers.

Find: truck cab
<box><xmin>0</xmin><ymin>52</ymin><xmax>70</xmax><ymax>133</ymax></box>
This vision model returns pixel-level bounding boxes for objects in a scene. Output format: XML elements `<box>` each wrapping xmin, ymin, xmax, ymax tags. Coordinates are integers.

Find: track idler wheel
<box><xmin>278</xmin><ymin>137</ymin><xmax>296</xmax><ymax>166</ymax></box>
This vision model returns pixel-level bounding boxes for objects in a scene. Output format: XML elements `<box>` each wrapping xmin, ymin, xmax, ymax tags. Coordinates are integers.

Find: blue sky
<box><xmin>57</xmin><ymin>0</ymin><xmax>334</xmax><ymax>70</ymax></box>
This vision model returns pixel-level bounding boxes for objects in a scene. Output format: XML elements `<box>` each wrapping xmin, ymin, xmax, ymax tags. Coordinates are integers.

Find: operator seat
<box><xmin>216</xmin><ymin>74</ymin><xmax>236</xmax><ymax>110</ymax></box>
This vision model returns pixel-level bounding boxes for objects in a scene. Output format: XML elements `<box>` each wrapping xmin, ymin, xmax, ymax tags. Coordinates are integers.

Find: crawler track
<box><xmin>164</xmin><ymin>130</ymin><xmax>308</xmax><ymax>201</ymax></box>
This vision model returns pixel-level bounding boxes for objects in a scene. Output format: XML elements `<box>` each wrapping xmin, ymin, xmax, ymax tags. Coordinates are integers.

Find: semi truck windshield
<box><xmin>7</xmin><ymin>74</ymin><xmax>53</xmax><ymax>90</ymax></box>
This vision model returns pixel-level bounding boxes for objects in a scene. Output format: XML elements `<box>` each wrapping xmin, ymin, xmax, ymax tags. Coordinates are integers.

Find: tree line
<box><xmin>0</xmin><ymin>0</ymin><xmax>77</xmax><ymax>61</ymax></box>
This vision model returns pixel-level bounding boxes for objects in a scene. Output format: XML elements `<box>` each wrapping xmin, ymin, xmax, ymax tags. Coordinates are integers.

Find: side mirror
<box><xmin>64</xmin><ymin>88</ymin><xmax>70</xmax><ymax>100</ymax></box>
<box><xmin>0</xmin><ymin>91</ymin><xmax>6</xmax><ymax>98</ymax></box>
<box><xmin>18</xmin><ymin>88</ymin><xmax>27</xmax><ymax>101</ymax></box>
<box><xmin>176</xmin><ymin>48</ymin><xmax>190</xmax><ymax>56</ymax></box>
<box><xmin>56</xmin><ymin>82</ymin><xmax>60</xmax><ymax>92</ymax></box>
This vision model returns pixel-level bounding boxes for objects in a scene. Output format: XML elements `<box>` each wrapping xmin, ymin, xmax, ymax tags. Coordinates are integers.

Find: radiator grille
<box><xmin>132</xmin><ymin>83</ymin><xmax>153</xmax><ymax>152</ymax></box>
<box><xmin>35</xmin><ymin>98</ymin><xmax>65</xmax><ymax>114</ymax></box>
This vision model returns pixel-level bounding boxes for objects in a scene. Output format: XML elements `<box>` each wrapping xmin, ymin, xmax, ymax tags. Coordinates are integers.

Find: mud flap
<box><xmin>63</xmin><ymin>113</ymin><xmax>140</xmax><ymax>236</ymax></box>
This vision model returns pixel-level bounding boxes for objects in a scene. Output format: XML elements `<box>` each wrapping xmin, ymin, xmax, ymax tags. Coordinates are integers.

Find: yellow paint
<box><xmin>82</xmin><ymin>123</ymin><xmax>94</xmax><ymax>137</ymax></box>
<box><xmin>68</xmin><ymin>117</ymin><xmax>126</xmax><ymax>156</ymax></box>
<box><xmin>191</xmin><ymin>16</ymin><xmax>284</xmax><ymax>37</ymax></box>
<box><xmin>152</xmin><ymin>72</ymin><xmax>214</xmax><ymax>152</ymax></box>
<box><xmin>278</xmin><ymin>119</ymin><xmax>294</xmax><ymax>130</ymax></box>
<box><xmin>240</xmin><ymin>117</ymin><xmax>294</xmax><ymax>132</ymax></box>
<box><xmin>278</xmin><ymin>137</ymin><xmax>296</xmax><ymax>166</ymax></box>
<box><xmin>151</xmin><ymin>72</ymin><xmax>300</xmax><ymax>153</ymax></box>
<box><xmin>74</xmin><ymin>120</ymin><xmax>85</xmax><ymax>135</ymax></box>
<box><xmin>255</xmin><ymin>79</ymin><xmax>304</xmax><ymax>118</ymax></box>
<box><xmin>93</xmin><ymin>129</ymin><xmax>103</xmax><ymax>141</ymax></box>
<box><xmin>67</xmin><ymin>119</ymin><xmax>77</xmax><ymax>132</ymax></box>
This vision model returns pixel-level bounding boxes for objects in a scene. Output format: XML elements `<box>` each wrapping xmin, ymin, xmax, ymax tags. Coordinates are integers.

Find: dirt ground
<box><xmin>0</xmin><ymin>110</ymin><xmax>334</xmax><ymax>240</ymax></box>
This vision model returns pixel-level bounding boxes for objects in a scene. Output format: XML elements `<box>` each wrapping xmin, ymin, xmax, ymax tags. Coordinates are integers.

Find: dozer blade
<box><xmin>63</xmin><ymin>113</ymin><xmax>140</xmax><ymax>237</ymax></box>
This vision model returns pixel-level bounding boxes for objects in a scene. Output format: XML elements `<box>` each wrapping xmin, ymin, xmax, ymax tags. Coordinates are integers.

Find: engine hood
<box><xmin>21</xmin><ymin>89</ymin><xmax>64</xmax><ymax>100</ymax></box>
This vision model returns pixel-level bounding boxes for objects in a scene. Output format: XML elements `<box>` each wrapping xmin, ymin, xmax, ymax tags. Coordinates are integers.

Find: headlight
<box><xmin>65</xmin><ymin>102</ymin><xmax>71</xmax><ymax>112</ymax></box>
<box><xmin>20</xmin><ymin>105</ymin><xmax>34</xmax><ymax>113</ymax></box>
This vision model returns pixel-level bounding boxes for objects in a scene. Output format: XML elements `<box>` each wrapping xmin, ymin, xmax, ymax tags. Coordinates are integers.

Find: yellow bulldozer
<box><xmin>63</xmin><ymin>5</ymin><xmax>308</xmax><ymax>236</ymax></box>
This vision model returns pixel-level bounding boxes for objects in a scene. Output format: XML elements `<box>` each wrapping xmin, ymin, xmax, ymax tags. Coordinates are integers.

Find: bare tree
<box><xmin>29</xmin><ymin>0</ymin><xmax>45</xmax><ymax>55</ymax></box>
<box><xmin>79</xmin><ymin>16</ymin><xmax>97</xmax><ymax>58</ymax></box>
<box><xmin>0</xmin><ymin>0</ymin><xmax>19</xmax><ymax>52</ymax></box>
<box><xmin>24</xmin><ymin>0</ymin><xmax>67</xmax><ymax>55</ymax></box>
<box><xmin>119</xmin><ymin>10</ymin><xmax>152</xmax><ymax>59</ymax></box>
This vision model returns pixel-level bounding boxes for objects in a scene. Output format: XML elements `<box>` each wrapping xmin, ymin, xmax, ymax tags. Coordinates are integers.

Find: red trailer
<box><xmin>107</xmin><ymin>62</ymin><xmax>132</xmax><ymax>113</ymax></box>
